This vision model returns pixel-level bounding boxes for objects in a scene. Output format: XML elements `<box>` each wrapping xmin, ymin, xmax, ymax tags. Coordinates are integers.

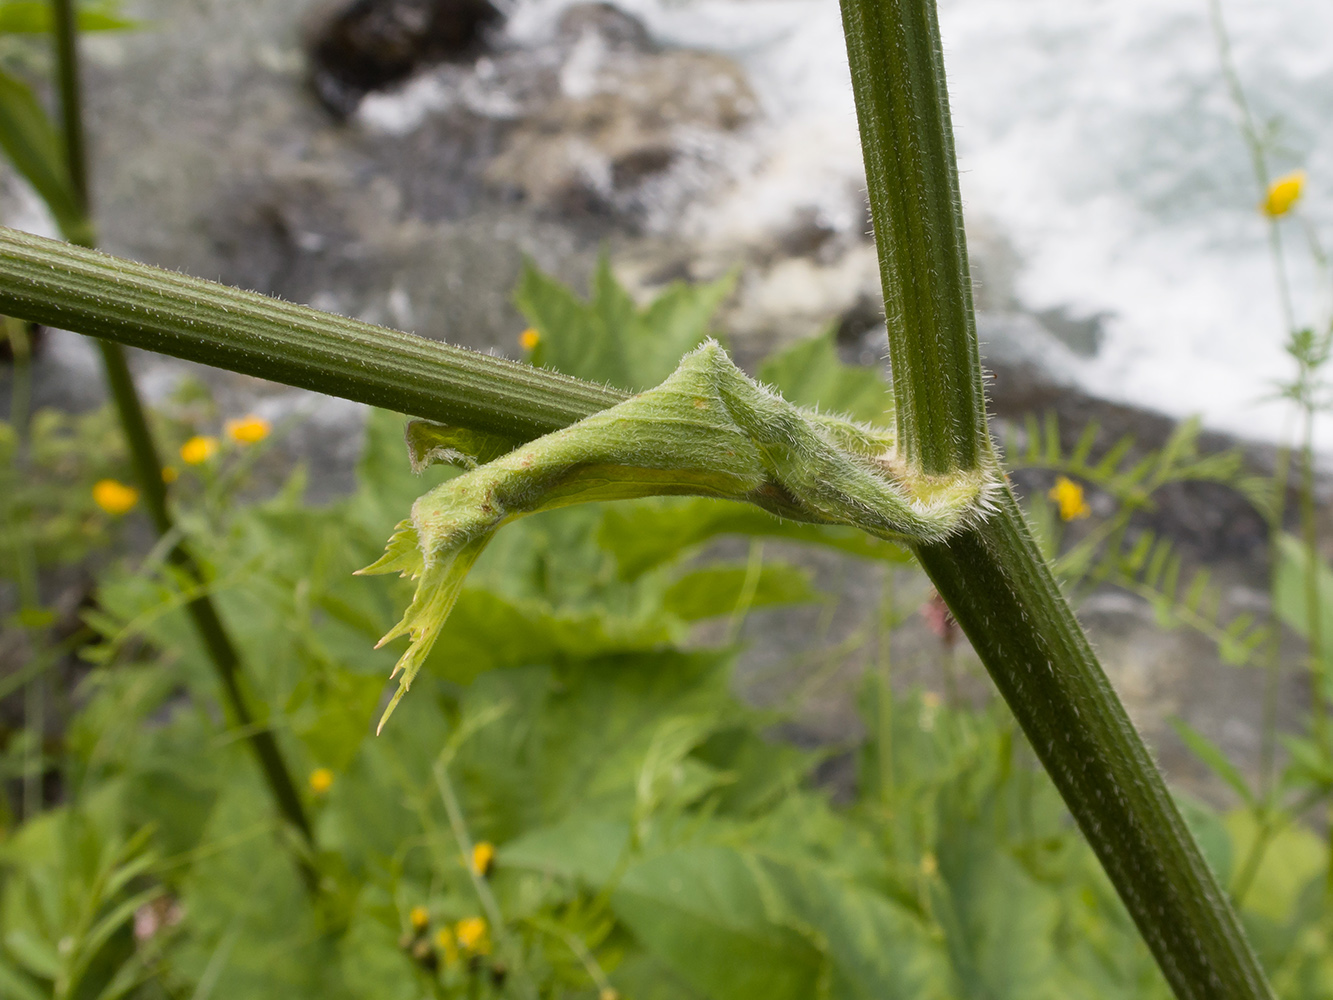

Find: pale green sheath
<box><xmin>359</xmin><ymin>341</ymin><xmax>1000</xmax><ymax>730</ymax></box>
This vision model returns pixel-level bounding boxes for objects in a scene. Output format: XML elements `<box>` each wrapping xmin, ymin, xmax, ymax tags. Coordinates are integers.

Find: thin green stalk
<box><xmin>48</xmin><ymin>0</ymin><xmax>313</xmax><ymax>851</ymax></box>
<box><xmin>842</xmin><ymin>1</ymin><xmax>1271</xmax><ymax>997</ymax></box>
<box><xmin>1207</xmin><ymin>0</ymin><xmax>1297</xmax><ymax>334</ymax></box>
<box><xmin>433</xmin><ymin>759</ymin><xmax>538</xmax><ymax>1000</ymax></box>
<box><xmin>1260</xmin><ymin>427</ymin><xmax>1293</xmax><ymax>800</ymax></box>
<box><xmin>1298</xmin><ymin>406</ymin><xmax>1327</xmax><ymax>747</ymax></box>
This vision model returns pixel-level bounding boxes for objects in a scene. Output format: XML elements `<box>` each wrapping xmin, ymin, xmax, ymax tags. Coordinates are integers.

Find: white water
<box><xmin>504</xmin><ymin>0</ymin><xmax>1333</xmax><ymax>446</ymax></box>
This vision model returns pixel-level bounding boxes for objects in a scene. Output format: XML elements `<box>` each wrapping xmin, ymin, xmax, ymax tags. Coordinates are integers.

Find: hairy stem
<box><xmin>843</xmin><ymin>0</ymin><xmax>1271</xmax><ymax>996</ymax></box>
<box><xmin>0</xmin><ymin>227</ymin><xmax>621</xmax><ymax>438</ymax></box>
<box><xmin>915</xmin><ymin>491</ymin><xmax>1272</xmax><ymax>999</ymax></box>
<box><xmin>839</xmin><ymin>0</ymin><xmax>986</xmax><ymax>474</ymax></box>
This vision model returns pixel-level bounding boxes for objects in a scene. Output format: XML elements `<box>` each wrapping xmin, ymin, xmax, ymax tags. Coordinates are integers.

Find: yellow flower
<box><xmin>1048</xmin><ymin>476</ymin><xmax>1090</xmax><ymax>521</ymax></box>
<box><xmin>161</xmin><ymin>465</ymin><xmax>179</xmax><ymax>484</ymax></box>
<box><xmin>1262</xmin><ymin>170</ymin><xmax>1306</xmax><ymax>217</ymax></box>
<box><xmin>920</xmin><ymin>853</ymin><xmax>938</xmax><ymax>877</ymax></box>
<box><xmin>455</xmin><ymin>916</ymin><xmax>489</xmax><ymax>954</ymax></box>
<box><xmin>471</xmin><ymin>841</ymin><xmax>495</xmax><ymax>876</ymax></box>
<box><xmin>179</xmin><ymin>435</ymin><xmax>219</xmax><ymax>465</ymax></box>
<box><xmin>309</xmin><ymin>768</ymin><xmax>334</xmax><ymax>795</ymax></box>
<box><xmin>434</xmin><ymin>927</ymin><xmax>459</xmax><ymax>965</ymax></box>
<box><xmin>410</xmin><ymin>905</ymin><xmax>430</xmax><ymax>931</ymax></box>
<box><xmin>225</xmin><ymin>415</ymin><xmax>271</xmax><ymax>445</ymax></box>
<box><xmin>600</xmin><ymin>990</ymin><xmax>620</xmax><ymax>1000</ymax></box>
<box><xmin>92</xmin><ymin>479</ymin><xmax>139</xmax><ymax>516</ymax></box>
<box><xmin>519</xmin><ymin>327</ymin><xmax>540</xmax><ymax>351</ymax></box>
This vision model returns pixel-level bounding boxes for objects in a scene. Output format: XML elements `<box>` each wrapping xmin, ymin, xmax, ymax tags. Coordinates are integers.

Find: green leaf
<box><xmin>1224</xmin><ymin>810</ymin><xmax>1325</xmax><ymax>924</ymax></box>
<box><xmin>759</xmin><ymin>326</ymin><xmax>892</xmax><ymax>426</ymax></box>
<box><xmin>1273</xmin><ymin>532</ymin><xmax>1333</xmax><ymax>655</ymax></box>
<box><xmin>612</xmin><ymin>846</ymin><xmax>826</xmax><ymax>1000</ymax></box>
<box><xmin>403</xmin><ymin>419</ymin><xmax>517</xmax><ymax>472</ymax></box>
<box><xmin>1169</xmin><ymin>717</ymin><xmax>1255</xmax><ymax>808</ymax></box>
<box><xmin>500</xmin><ymin>818</ymin><xmax>631</xmax><ymax>887</ymax></box>
<box><xmin>759</xmin><ymin>859</ymin><xmax>952</xmax><ymax>1000</ymax></box>
<box><xmin>0</xmin><ymin>68</ymin><xmax>90</xmax><ymax>243</ymax></box>
<box><xmin>421</xmin><ymin>588</ymin><xmax>676</xmax><ymax>685</ymax></box>
<box><xmin>662</xmin><ymin>562</ymin><xmax>819</xmax><ymax>621</ymax></box>
<box><xmin>599</xmin><ymin>497</ymin><xmax>913</xmax><ymax>580</ymax></box>
<box><xmin>516</xmin><ymin>255</ymin><xmax>734</xmax><ymax>390</ymax></box>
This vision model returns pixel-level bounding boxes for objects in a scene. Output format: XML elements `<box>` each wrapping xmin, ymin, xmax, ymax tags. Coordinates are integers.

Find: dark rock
<box><xmin>305</xmin><ymin>0</ymin><xmax>503</xmax><ymax>116</ymax></box>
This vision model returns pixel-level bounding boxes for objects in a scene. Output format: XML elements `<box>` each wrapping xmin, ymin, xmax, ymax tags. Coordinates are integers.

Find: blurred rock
<box><xmin>306</xmin><ymin>0</ymin><xmax>503</xmax><ymax>116</ymax></box>
<box><xmin>485</xmin><ymin>6</ymin><xmax>756</xmax><ymax>220</ymax></box>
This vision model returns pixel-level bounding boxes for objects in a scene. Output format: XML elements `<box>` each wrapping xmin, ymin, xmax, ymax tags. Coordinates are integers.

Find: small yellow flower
<box><xmin>161</xmin><ymin>465</ymin><xmax>179</xmax><ymax>484</ymax></box>
<box><xmin>600</xmin><ymin>990</ymin><xmax>620</xmax><ymax>1000</ymax></box>
<box><xmin>179</xmin><ymin>435</ymin><xmax>219</xmax><ymax>465</ymax></box>
<box><xmin>434</xmin><ymin>927</ymin><xmax>459</xmax><ymax>964</ymax></box>
<box><xmin>1262</xmin><ymin>169</ymin><xmax>1306</xmax><ymax>217</ymax></box>
<box><xmin>519</xmin><ymin>327</ymin><xmax>540</xmax><ymax>351</ymax></box>
<box><xmin>93</xmin><ymin>479</ymin><xmax>139</xmax><ymax>516</ymax></box>
<box><xmin>410</xmin><ymin>905</ymin><xmax>430</xmax><ymax>931</ymax></box>
<box><xmin>309</xmin><ymin>767</ymin><xmax>334</xmax><ymax>795</ymax></box>
<box><xmin>225</xmin><ymin>415</ymin><xmax>271</xmax><ymax>445</ymax></box>
<box><xmin>471</xmin><ymin>841</ymin><xmax>495</xmax><ymax>876</ymax></box>
<box><xmin>1048</xmin><ymin>476</ymin><xmax>1091</xmax><ymax>521</ymax></box>
<box><xmin>920</xmin><ymin>853</ymin><xmax>938</xmax><ymax>877</ymax></box>
<box><xmin>455</xmin><ymin>916</ymin><xmax>489</xmax><ymax>954</ymax></box>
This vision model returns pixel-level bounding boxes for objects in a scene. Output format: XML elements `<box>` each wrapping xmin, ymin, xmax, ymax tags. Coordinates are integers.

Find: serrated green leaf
<box><xmin>516</xmin><ymin>255</ymin><xmax>734</xmax><ymax>391</ymax></box>
<box><xmin>599</xmin><ymin>497</ymin><xmax>912</xmax><ymax>580</ymax></box>
<box><xmin>759</xmin><ymin>327</ymin><xmax>892</xmax><ymax>426</ymax></box>
<box><xmin>1169</xmin><ymin>718</ymin><xmax>1255</xmax><ymax>807</ymax></box>
<box><xmin>613</xmin><ymin>846</ymin><xmax>826</xmax><ymax>1000</ymax></box>
<box><xmin>662</xmin><ymin>563</ymin><xmax>819</xmax><ymax>621</ymax></box>
<box><xmin>421</xmin><ymin>589</ymin><xmax>677</xmax><ymax>685</ymax></box>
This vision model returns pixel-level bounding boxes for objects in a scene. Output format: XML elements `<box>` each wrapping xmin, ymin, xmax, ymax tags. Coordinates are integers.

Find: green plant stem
<box><xmin>47</xmin><ymin>0</ymin><xmax>314</xmax><ymax>851</ymax></box>
<box><xmin>0</xmin><ymin>227</ymin><xmax>622</xmax><ymax>441</ymax></box>
<box><xmin>837</xmin><ymin>0</ymin><xmax>986</xmax><ymax>475</ymax></box>
<box><xmin>1298</xmin><ymin>408</ymin><xmax>1328</xmax><ymax>747</ymax></box>
<box><xmin>915</xmin><ymin>491</ymin><xmax>1271</xmax><ymax>999</ymax></box>
<box><xmin>842</xmin><ymin>1</ymin><xmax>1271</xmax><ymax>996</ymax></box>
<box><xmin>1207</xmin><ymin>0</ymin><xmax>1297</xmax><ymax>334</ymax></box>
<box><xmin>433</xmin><ymin>760</ymin><xmax>538</xmax><ymax>1000</ymax></box>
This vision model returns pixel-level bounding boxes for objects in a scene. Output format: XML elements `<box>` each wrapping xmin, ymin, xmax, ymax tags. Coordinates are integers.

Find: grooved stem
<box><xmin>839</xmin><ymin>0</ymin><xmax>986</xmax><ymax>474</ymax></box>
<box><xmin>915</xmin><ymin>490</ymin><xmax>1273</xmax><ymax>1000</ymax></box>
<box><xmin>0</xmin><ymin>227</ymin><xmax>624</xmax><ymax>439</ymax></box>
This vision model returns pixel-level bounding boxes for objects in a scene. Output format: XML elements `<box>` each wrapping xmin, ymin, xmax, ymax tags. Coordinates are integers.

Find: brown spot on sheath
<box><xmin>693</xmin><ymin>398</ymin><xmax>709</xmax><ymax>409</ymax></box>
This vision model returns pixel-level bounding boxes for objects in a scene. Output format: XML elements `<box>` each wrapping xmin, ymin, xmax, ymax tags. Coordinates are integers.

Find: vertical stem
<box><xmin>841</xmin><ymin>0</ymin><xmax>1274</xmax><ymax>996</ymax></box>
<box><xmin>49</xmin><ymin>0</ymin><xmax>313</xmax><ymax>850</ymax></box>
<box><xmin>1299</xmin><ymin>407</ymin><xmax>1327</xmax><ymax>746</ymax></box>
<box><xmin>839</xmin><ymin>0</ymin><xmax>986</xmax><ymax>474</ymax></box>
